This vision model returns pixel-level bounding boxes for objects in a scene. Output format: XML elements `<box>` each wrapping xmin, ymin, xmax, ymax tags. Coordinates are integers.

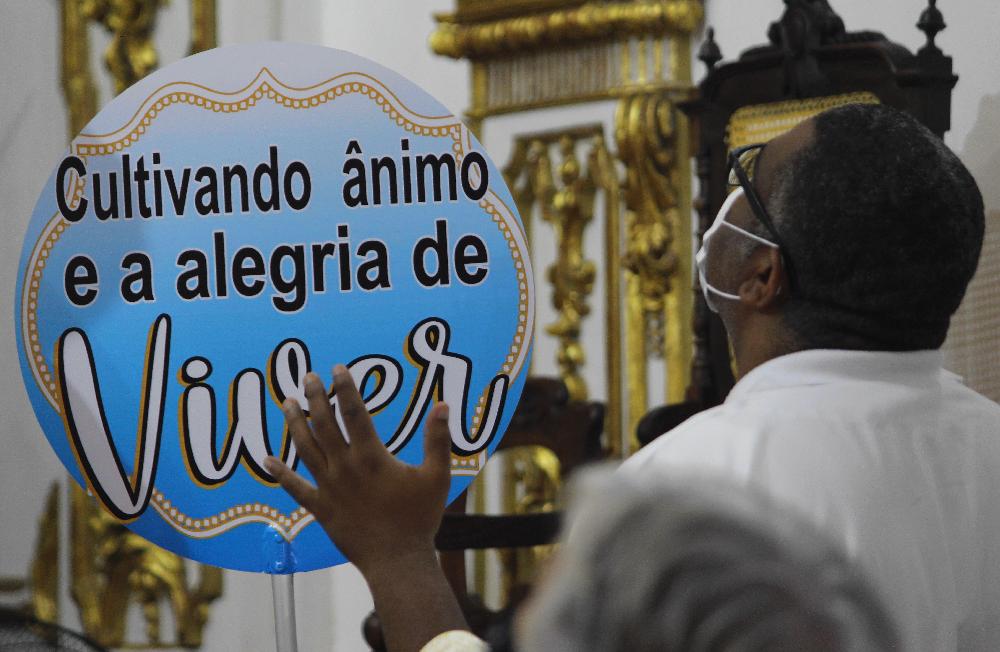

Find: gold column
<box><xmin>590</xmin><ymin>137</ymin><xmax>625</xmax><ymax>457</ymax></box>
<box><xmin>616</xmin><ymin>91</ymin><xmax>692</xmax><ymax>447</ymax></box>
<box><xmin>666</xmin><ymin>38</ymin><xmax>694</xmax><ymax>405</ymax></box>
<box><xmin>468</xmin><ymin>61</ymin><xmax>488</xmax><ymax>138</ymax></box>
<box><xmin>666</xmin><ymin>109</ymin><xmax>693</xmax><ymax>404</ymax></box>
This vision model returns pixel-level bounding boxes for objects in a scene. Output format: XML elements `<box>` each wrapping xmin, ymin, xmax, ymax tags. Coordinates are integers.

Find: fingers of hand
<box><xmin>264</xmin><ymin>456</ymin><xmax>319</xmax><ymax>512</ymax></box>
<box><xmin>422</xmin><ymin>402</ymin><xmax>452</xmax><ymax>479</ymax></box>
<box><xmin>282</xmin><ymin>398</ymin><xmax>326</xmax><ymax>474</ymax></box>
<box><xmin>304</xmin><ymin>372</ymin><xmax>347</xmax><ymax>457</ymax></box>
<box><xmin>332</xmin><ymin>364</ymin><xmax>381</xmax><ymax>457</ymax></box>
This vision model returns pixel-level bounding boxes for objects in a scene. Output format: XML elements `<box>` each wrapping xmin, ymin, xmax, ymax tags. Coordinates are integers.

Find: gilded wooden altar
<box><xmin>432</xmin><ymin>0</ymin><xmax>702</xmax><ymax>602</ymax></box>
<box><xmin>434</xmin><ymin>0</ymin><xmax>702</xmax><ymax>457</ymax></box>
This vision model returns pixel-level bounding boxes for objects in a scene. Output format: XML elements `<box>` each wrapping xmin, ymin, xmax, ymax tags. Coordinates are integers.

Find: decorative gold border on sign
<box><xmin>23</xmin><ymin>68</ymin><xmax>535</xmax><ymax>540</ymax></box>
<box><xmin>22</xmin><ymin>218</ymin><xmax>72</xmax><ymax>407</ymax></box>
<box><xmin>150</xmin><ymin>491</ymin><xmax>314</xmax><ymax>541</ymax></box>
<box><xmin>73</xmin><ymin>68</ymin><xmax>460</xmax><ymax>152</ymax></box>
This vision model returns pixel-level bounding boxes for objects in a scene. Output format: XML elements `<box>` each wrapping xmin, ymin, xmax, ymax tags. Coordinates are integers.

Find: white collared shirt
<box><xmin>622</xmin><ymin>349</ymin><xmax>1000</xmax><ymax>652</ymax></box>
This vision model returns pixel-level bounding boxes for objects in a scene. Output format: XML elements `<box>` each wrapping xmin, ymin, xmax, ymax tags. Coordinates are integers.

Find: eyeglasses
<box><xmin>726</xmin><ymin>143</ymin><xmax>798</xmax><ymax>292</ymax></box>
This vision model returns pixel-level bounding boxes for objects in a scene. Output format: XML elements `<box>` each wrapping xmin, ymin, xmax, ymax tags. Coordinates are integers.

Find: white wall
<box><xmin>0</xmin><ymin>0</ymin><xmax>68</xmax><ymax>588</ymax></box>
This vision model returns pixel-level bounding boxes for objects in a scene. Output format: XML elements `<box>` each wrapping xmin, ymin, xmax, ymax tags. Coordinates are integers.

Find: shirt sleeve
<box><xmin>419</xmin><ymin>630</ymin><xmax>490</xmax><ymax>652</ymax></box>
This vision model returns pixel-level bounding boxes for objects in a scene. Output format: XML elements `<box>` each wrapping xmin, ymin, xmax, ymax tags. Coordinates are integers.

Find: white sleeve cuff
<box><xmin>420</xmin><ymin>630</ymin><xmax>490</xmax><ymax>652</ymax></box>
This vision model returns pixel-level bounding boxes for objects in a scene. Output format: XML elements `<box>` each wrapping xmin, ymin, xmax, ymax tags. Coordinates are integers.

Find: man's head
<box><xmin>702</xmin><ymin>103</ymin><xmax>985</xmax><ymax>374</ymax></box>
<box><xmin>516</xmin><ymin>471</ymin><xmax>898</xmax><ymax>652</ymax></box>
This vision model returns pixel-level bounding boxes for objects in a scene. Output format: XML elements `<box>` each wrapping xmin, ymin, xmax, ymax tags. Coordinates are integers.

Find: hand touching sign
<box><xmin>263</xmin><ymin>366</ymin><xmax>469</xmax><ymax>652</ymax></box>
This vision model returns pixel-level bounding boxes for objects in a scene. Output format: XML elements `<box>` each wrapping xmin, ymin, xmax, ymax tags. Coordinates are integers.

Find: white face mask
<box><xmin>695</xmin><ymin>187</ymin><xmax>779</xmax><ymax>313</ymax></box>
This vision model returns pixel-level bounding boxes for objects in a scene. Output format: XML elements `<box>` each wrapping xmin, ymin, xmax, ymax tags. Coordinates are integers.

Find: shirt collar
<box><xmin>726</xmin><ymin>349</ymin><xmax>949</xmax><ymax>402</ymax></box>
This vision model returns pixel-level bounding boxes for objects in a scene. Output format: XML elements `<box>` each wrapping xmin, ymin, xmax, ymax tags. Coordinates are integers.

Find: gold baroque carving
<box><xmin>30</xmin><ymin>484</ymin><xmax>61</xmax><ymax>624</ymax></box>
<box><xmin>617</xmin><ymin>93</ymin><xmax>678</xmax><ymax>353</ymax></box>
<box><xmin>450</xmin><ymin>0</ymin><xmax>586</xmax><ymax>24</ymax></box>
<box><xmin>503</xmin><ymin>138</ymin><xmax>554</xmax><ymax>245</ymax></box>
<box><xmin>727</xmin><ymin>92</ymin><xmax>881</xmax><ymax>149</ymax></box>
<box><xmin>61</xmin><ymin>0</ymin><xmax>218</xmax><ymax>135</ymax></box>
<box><xmin>498</xmin><ymin>446</ymin><xmax>561</xmax><ymax>599</ymax></box>
<box><xmin>81</xmin><ymin>0</ymin><xmax>164</xmax><ymax>95</ymax></box>
<box><xmin>544</xmin><ymin>135</ymin><xmax>598</xmax><ymax>401</ymax></box>
<box><xmin>432</xmin><ymin>0</ymin><xmax>703</xmax><ymax>59</ymax></box>
<box><xmin>449</xmin><ymin>0</ymin><xmax>699</xmax><ymax>603</ymax></box>
<box><xmin>502</xmin><ymin>126</ymin><xmax>625</xmax><ymax>455</ymax></box>
<box><xmin>0</xmin><ymin>483</ymin><xmax>61</xmax><ymax>621</ymax></box>
<box><xmin>61</xmin><ymin>0</ymin><xmax>100</xmax><ymax>138</ymax></box>
<box><xmin>503</xmin><ymin>129</ymin><xmax>599</xmax><ymax>403</ymax></box>
<box><xmin>188</xmin><ymin>0</ymin><xmax>217</xmax><ymax>55</ymax></box>
<box><xmin>71</xmin><ymin>486</ymin><xmax>223</xmax><ymax>647</ymax></box>
<box><xmin>616</xmin><ymin>92</ymin><xmax>692</xmax><ymax>437</ymax></box>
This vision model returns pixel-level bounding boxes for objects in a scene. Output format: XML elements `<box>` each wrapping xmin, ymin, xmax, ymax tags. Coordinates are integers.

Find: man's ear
<box><xmin>737</xmin><ymin>247</ymin><xmax>785</xmax><ymax>310</ymax></box>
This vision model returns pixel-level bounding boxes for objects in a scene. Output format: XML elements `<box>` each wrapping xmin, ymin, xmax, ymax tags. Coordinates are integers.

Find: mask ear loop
<box><xmin>718</xmin><ymin>221</ymin><xmax>779</xmax><ymax>249</ymax></box>
<box><xmin>710</xmin><ymin>222</ymin><xmax>781</xmax><ymax>305</ymax></box>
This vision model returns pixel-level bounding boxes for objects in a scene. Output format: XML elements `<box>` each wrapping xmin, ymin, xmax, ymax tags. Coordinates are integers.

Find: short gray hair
<box><xmin>517</xmin><ymin>469</ymin><xmax>897</xmax><ymax>652</ymax></box>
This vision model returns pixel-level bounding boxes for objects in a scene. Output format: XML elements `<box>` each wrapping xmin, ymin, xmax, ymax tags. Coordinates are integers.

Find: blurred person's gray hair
<box><xmin>517</xmin><ymin>468</ymin><xmax>898</xmax><ymax>652</ymax></box>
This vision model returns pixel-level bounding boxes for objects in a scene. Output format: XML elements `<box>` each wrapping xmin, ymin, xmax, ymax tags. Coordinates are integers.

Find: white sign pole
<box><xmin>271</xmin><ymin>573</ymin><xmax>299</xmax><ymax>652</ymax></box>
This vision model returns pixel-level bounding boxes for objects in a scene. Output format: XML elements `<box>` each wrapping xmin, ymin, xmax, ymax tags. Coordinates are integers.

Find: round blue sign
<box><xmin>16</xmin><ymin>42</ymin><xmax>534</xmax><ymax>573</ymax></box>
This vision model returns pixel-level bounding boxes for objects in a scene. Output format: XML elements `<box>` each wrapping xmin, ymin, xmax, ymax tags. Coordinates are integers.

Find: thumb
<box><xmin>422</xmin><ymin>402</ymin><xmax>452</xmax><ymax>480</ymax></box>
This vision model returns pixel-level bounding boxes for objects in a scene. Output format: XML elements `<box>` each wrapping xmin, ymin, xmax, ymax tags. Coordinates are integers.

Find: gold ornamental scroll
<box><xmin>53</xmin><ymin>2</ymin><xmax>222</xmax><ymax>647</ymax></box>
